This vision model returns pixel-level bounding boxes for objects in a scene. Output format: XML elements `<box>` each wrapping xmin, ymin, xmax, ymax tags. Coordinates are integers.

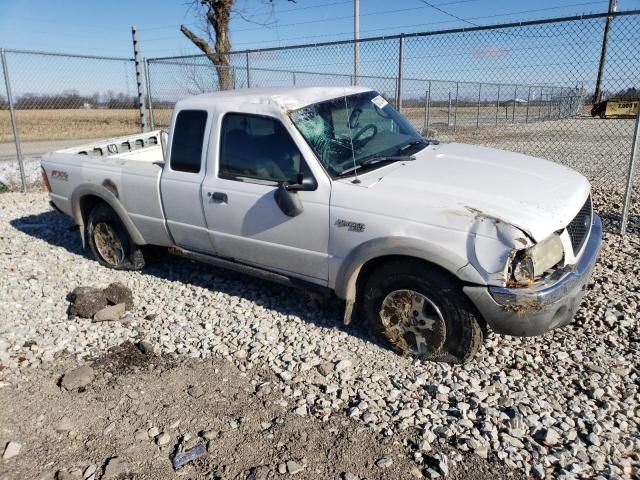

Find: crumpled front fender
<box><xmin>457</xmin><ymin>211</ymin><xmax>534</xmax><ymax>287</ymax></box>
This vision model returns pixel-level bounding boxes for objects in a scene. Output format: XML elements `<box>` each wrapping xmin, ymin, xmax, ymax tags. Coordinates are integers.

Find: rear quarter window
<box><xmin>170</xmin><ymin>110</ymin><xmax>208</xmax><ymax>173</ymax></box>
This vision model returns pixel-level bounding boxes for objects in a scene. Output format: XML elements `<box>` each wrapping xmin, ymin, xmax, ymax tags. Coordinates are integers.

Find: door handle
<box><xmin>208</xmin><ymin>191</ymin><xmax>228</xmax><ymax>203</ymax></box>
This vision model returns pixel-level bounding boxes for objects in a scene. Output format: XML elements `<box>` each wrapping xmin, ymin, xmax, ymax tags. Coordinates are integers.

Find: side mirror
<box><xmin>284</xmin><ymin>172</ymin><xmax>317</xmax><ymax>192</ymax></box>
<box><xmin>274</xmin><ymin>183</ymin><xmax>304</xmax><ymax>217</ymax></box>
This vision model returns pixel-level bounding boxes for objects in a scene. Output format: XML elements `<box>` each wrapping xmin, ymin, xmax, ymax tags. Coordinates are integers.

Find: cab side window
<box><xmin>219</xmin><ymin>113</ymin><xmax>311</xmax><ymax>184</ymax></box>
<box><xmin>170</xmin><ymin>110</ymin><xmax>208</xmax><ymax>173</ymax></box>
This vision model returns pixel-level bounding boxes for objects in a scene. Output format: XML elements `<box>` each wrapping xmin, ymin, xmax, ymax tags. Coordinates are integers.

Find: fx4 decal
<box><xmin>51</xmin><ymin>170</ymin><xmax>69</xmax><ymax>181</ymax></box>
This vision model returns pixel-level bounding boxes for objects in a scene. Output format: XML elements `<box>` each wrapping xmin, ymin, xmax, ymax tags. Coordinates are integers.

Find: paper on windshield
<box><xmin>371</xmin><ymin>95</ymin><xmax>388</xmax><ymax>109</ymax></box>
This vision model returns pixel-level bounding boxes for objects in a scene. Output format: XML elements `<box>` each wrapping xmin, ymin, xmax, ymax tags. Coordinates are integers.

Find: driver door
<box><xmin>201</xmin><ymin>107</ymin><xmax>331</xmax><ymax>284</ymax></box>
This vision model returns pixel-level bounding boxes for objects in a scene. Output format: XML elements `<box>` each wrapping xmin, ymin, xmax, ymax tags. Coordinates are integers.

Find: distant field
<box><xmin>0</xmin><ymin>105</ymin><xmax>589</xmax><ymax>142</ymax></box>
<box><xmin>0</xmin><ymin>109</ymin><xmax>141</xmax><ymax>142</ymax></box>
<box><xmin>402</xmin><ymin>104</ymin><xmax>589</xmax><ymax>130</ymax></box>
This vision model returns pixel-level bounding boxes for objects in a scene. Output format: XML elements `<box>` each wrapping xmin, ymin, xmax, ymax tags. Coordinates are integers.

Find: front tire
<box><xmin>360</xmin><ymin>259</ymin><xmax>484</xmax><ymax>363</ymax></box>
<box><xmin>87</xmin><ymin>203</ymin><xmax>145</xmax><ymax>270</ymax></box>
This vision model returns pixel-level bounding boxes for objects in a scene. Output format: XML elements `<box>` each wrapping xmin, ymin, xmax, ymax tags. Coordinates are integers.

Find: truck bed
<box><xmin>42</xmin><ymin>130</ymin><xmax>173</xmax><ymax>247</ymax></box>
<box><xmin>56</xmin><ymin>130</ymin><xmax>165</xmax><ymax>162</ymax></box>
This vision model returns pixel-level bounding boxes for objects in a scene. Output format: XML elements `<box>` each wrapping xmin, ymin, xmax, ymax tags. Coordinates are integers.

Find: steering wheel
<box><xmin>352</xmin><ymin>124</ymin><xmax>378</xmax><ymax>149</ymax></box>
<box><xmin>348</xmin><ymin>107</ymin><xmax>362</xmax><ymax>128</ymax></box>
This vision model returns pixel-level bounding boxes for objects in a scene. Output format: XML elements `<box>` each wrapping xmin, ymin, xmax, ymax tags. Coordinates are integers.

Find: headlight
<box><xmin>512</xmin><ymin>255</ymin><xmax>534</xmax><ymax>284</ymax></box>
<box><xmin>509</xmin><ymin>234</ymin><xmax>564</xmax><ymax>286</ymax></box>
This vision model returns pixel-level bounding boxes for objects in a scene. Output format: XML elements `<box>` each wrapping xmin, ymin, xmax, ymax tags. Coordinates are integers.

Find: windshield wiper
<box><xmin>337</xmin><ymin>155</ymin><xmax>415</xmax><ymax>177</ymax></box>
<box><xmin>398</xmin><ymin>139</ymin><xmax>428</xmax><ymax>153</ymax></box>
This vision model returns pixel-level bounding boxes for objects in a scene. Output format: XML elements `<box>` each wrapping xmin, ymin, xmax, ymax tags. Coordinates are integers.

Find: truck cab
<box><xmin>161</xmin><ymin>90</ymin><xmax>335</xmax><ymax>283</ymax></box>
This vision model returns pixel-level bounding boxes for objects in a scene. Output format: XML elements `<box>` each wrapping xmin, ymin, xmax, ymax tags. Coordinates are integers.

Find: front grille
<box><xmin>566</xmin><ymin>195</ymin><xmax>592</xmax><ymax>255</ymax></box>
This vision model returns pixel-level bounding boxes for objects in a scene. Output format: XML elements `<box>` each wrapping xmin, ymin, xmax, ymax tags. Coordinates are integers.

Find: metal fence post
<box><xmin>1</xmin><ymin>48</ymin><xmax>26</xmax><ymax>193</ymax></box>
<box><xmin>495</xmin><ymin>84</ymin><xmax>500</xmax><ymax>126</ymax></box>
<box><xmin>538</xmin><ymin>88</ymin><xmax>543</xmax><ymax>121</ymax></box>
<box><xmin>245</xmin><ymin>52</ymin><xmax>251</xmax><ymax>88</ymax></box>
<box><xmin>512</xmin><ymin>85</ymin><xmax>517</xmax><ymax>123</ymax></box>
<box><xmin>448</xmin><ymin>92</ymin><xmax>452</xmax><ymax>126</ymax></box>
<box><xmin>292</xmin><ymin>71</ymin><xmax>296</xmax><ymax>86</ymax></box>
<box><xmin>354</xmin><ymin>0</ymin><xmax>360</xmax><ymax>86</ymax></box>
<box><xmin>525</xmin><ymin>86</ymin><xmax>531</xmax><ymax>123</ymax></box>
<box><xmin>569</xmin><ymin>89</ymin><xmax>576</xmax><ymax>117</ymax></box>
<box><xmin>397</xmin><ymin>35</ymin><xmax>404</xmax><ymax>113</ymax></box>
<box><xmin>453</xmin><ymin>81</ymin><xmax>459</xmax><ymax>131</ymax></box>
<box><xmin>620</xmin><ymin>100</ymin><xmax>640</xmax><ymax>235</ymax></box>
<box><xmin>131</xmin><ymin>26</ymin><xmax>148</xmax><ymax>132</ymax></box>
<box><xmin>476</xmin><ymin>82</ymin><xmax>482</xmax><ymax>129</ymax></box>
<box><xmin>424</xmin><ymin>81</ymin><xmax>431</xmax><ymax>135</ymax></box>
<box><xmin>144</xmin><ymin>58</ymin><xmax>155</xmax><ymax>130</ymax></box>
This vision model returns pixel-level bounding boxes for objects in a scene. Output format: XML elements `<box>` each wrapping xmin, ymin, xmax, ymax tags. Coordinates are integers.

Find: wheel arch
<box><xmin>334</xmin><ymin>236</ymin><xmax>485</xmax><ymax>324</ymax></box>
<box><xmin>71</xmin><ymin>184</ymin><xmax>146</xmax><ymax>248</ymax></box>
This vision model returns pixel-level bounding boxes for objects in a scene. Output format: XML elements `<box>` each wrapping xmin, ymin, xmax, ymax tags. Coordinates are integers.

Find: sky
<box><xmin>1</xmin><ymin>0</ymin><xmax>638</xmax><ymax>102</ymax></box>
<box><xmin>0</xmin><ymin>0</ymin><xmax>639</xmax><ymax>58</ymax></box>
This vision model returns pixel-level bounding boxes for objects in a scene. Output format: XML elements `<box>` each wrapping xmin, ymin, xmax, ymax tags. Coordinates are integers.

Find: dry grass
<box><xmin>402</xmin><ymin>104</ymin><xmax>585</xmax><ymax>128</ymax></box>
<box><xmin>0</xmin><ymin>109</ymin><xmax>141</xmax><ymax>142</ymax></box>
<box><xmin>0</xmin><ymin>104</ymin><xmax>591</xmax><ymax>143</ymax></box>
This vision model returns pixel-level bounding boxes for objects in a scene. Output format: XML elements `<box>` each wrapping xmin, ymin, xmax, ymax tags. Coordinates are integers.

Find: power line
<box><xmin>418</xmin><ymin>0</ymin><xmax>472</xmax><ymax>25</ymax></box>
<box><xmin>220</xmin><ymin>1</ymin><xmax>610</xmax><ymax>47</ymax></box>
<box><xmin>142</xmin><ymin>0</ymin><xmax>481</xmax><ymax>36</ymax></box>
<box><xmin>144</xmin><ymin>0</ymin><xmax>606</xmax><ymax>45</ymax></box>
<box><xmin>141</xmin><ymin>0</ymin><xmax>353</xmax><ymax>31</ymax></box>
<box><xmin>416</xmin><ymin>0</ymin><xmax>604</xmax><ymax>39</ymax></box>
<box><xmin>232</xmin><ymin>0</ymin><xmax>352</xmax><ymax>19</ymax></box>
<box><xmin>230</xmin><ymin>0</ymin><xmax>482</xmax><ymax>33</ymax></box>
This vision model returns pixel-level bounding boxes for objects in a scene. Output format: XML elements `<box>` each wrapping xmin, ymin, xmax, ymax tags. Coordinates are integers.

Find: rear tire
<box><xmin>360</xmin><ymin>259</ymin><xmax>484</xmax><ymax>363</ymax></box>
<box><xmin>87</xmin><ymin>203</ymin><xmax>145</xmax><ymax>271</ymax></box>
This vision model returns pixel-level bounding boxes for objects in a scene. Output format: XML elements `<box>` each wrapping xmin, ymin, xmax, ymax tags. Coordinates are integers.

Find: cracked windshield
<box><xmin>290</xmin><ymin>91</ymin><xmax>428</xmax><ymax>177</ymax></box>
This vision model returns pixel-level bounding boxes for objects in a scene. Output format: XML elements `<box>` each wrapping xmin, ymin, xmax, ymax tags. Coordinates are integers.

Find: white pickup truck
<box><xmin>41</xmin><ymin>86</ymin><xmax>602</xmax><ymax>362</ymax></box>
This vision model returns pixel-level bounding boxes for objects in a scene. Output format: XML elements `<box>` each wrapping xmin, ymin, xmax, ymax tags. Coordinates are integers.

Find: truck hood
<box><xmin>351</xmin><ymin>143</ymin><xmax>590</xmax><ymax>241</ymax></box>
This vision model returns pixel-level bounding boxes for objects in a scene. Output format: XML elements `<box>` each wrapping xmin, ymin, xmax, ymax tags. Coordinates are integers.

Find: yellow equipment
<box><xmin>606</xmin><ymin>99</ymin><xmax>638</xmax><ymax>117</ymax></box>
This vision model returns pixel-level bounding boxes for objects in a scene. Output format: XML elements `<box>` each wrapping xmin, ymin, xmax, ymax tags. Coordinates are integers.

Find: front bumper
<box><xmin>464</xmin><ymin>215</ymin><xmax>603</xmax><ymax>337</ymax></box>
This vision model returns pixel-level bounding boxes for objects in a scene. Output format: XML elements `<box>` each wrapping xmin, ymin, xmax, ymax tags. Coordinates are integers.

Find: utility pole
<box><xmin>593</xmin><ymin>0</ymin><xmax>617</xmax><ymax>104</ymax></box>
<box><xmin>131</xmin><ymin>26</ymin><xmax>148</xmax><ymax>132</ymax></box>
<box><xmin>353</xmin><ymin>0</ymin><xmax>360</xmax><ymax>85</ymax></box>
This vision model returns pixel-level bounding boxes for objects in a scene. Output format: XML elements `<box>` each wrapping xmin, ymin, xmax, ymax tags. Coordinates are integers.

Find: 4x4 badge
<box><xmin>335</xmin><ymin>219</ymin><xmax>365</xmax><ymax>232</ymax></box>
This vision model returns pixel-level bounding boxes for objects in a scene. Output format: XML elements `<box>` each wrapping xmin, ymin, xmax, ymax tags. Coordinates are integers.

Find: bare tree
<box><xmin>181</xmin><ymin>0</ymin><xmax>295</xmax><ymax>91</ymax></box>
<box><xmin>181</xmin><ymin>0</ymin><xmax>234</xmax><ymax>90</ymax></box>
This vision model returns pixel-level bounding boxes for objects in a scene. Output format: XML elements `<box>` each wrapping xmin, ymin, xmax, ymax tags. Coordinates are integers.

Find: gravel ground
<box><xmin>0</xmin><ymin>157</ymin><xmax>40</xmax><ymax>191</ymax></box>
<box><xmin>1</xmin><ymin>191</ymin><xmax>639</xmax><ymax>480</ymax></box>
<box><xmin>0</xmin><ymin>342</ymin><xmax>514</xmax><ymax>480</ymax></box>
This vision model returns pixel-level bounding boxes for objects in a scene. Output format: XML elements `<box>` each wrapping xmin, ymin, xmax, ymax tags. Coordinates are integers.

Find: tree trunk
<box><xmin>181</xmin><ymin>0</ymin><xmax>235</xmax><ymax>91</ymax></box>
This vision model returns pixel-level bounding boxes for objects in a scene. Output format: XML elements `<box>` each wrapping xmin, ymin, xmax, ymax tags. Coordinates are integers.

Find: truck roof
<box><xmin>175</xmin><ymin>86</ymin><xmax>373</xmax><ymax>111</ymax></box>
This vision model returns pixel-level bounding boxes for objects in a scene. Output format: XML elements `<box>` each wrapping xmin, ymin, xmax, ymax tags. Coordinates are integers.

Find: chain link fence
<box><xmin>146</xmin><ymin>11</ymin><xmax>640</xmax><ymax>233</ymax></box>
<box><xmin>1</xmin><ymin>11</ymin><xmax>638</xmax><ymax>233</ymax></box>
<box><xmin>0</xmin><ymin>49</ymin><xmax>140</xmax><ymax>191</ymax></box>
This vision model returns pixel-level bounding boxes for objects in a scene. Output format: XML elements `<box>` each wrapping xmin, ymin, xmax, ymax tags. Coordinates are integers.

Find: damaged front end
<box><xmin>456</xmin><ymin>206</ymin><xmax>565</xmax><ymax>289</ymax></box>
<box><xmin>462</xmin><ymin>212</ymin><xmax>603</xmax><ymax>337</ymax></box>
<box><xmin>506</xmin><ymin>232</ymin><xmax>565</xmax><ymax>287</ymax></box>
